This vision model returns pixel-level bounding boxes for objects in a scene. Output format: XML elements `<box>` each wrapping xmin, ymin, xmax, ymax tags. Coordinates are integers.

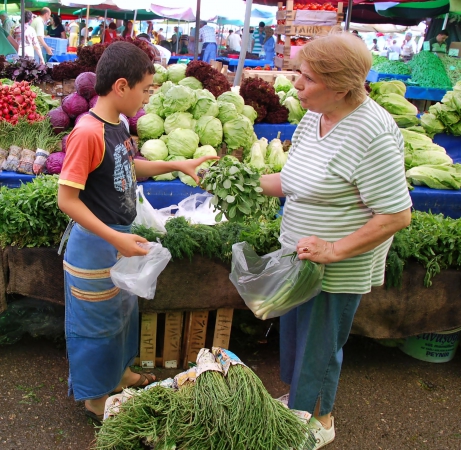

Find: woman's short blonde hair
<box><xmin>295</xmin><ymin>31</ymin><xmax>371</xmax><ymax>104</ymax></box>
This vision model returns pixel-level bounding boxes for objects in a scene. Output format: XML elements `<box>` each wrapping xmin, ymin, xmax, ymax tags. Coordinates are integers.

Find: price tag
<box><xmin>448</xmin><ymin>48</ymin><xmax>460</xmax><ymax>57</ymax></box>
<box><xmin>388</xmin><ymin>52</ymin><xmax>399</xmax><ymax>61</ymax></box>
<box><xmin>423</xmin><ymin>41</ymin><xmax>430</xmax><ymax>51</ymax></box>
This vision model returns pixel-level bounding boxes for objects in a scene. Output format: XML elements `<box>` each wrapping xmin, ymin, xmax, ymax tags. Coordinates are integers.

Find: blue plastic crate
<box><xmin>367</xmin><ymin>69</ymin><xmax>411</xmax><ymax>83</ymax></box>
<box><xmin>44</xmin><ymin>37</ymin><xmax>68</xmax><ymax>56</ymax></box>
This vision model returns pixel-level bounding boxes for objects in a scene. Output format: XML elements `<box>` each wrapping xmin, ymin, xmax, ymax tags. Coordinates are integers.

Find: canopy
<box><xmin>71</xmin><ymin>7</ymin><xmax>161</xmax><ymax>20</ymax></box>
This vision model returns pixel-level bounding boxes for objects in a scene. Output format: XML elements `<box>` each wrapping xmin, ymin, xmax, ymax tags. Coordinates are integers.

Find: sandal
<box><xmin>111</xmin><ymin>373</ymin><xmax>156</xmax><ymax>395</ymax></box>
<box><xmin>85</xmin><ymin>408</ymin><xmax>104</xmax><ymax>425</ymax></box>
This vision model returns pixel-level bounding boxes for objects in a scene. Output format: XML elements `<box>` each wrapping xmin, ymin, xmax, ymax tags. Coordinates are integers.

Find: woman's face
<box><xmin>51</xmin><ymin>17</ymin><xmax>56</xmax><ymax>26</ymax></box>
<box><xmin>294</xmin><ymin>61</ymin><xmax>340</xmax><ymax>114</ymax></box>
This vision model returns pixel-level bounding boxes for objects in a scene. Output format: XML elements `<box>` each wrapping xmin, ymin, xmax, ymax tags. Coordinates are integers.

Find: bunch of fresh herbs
<box><xmin>0</xmin><ymin>57</ymin><xmax>52</xmax><ymax>84</ymax></box>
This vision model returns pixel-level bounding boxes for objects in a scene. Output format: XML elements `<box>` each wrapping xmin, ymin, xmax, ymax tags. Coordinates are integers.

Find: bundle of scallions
<box><xmin>94</xmin><ymin>348</ymin><xmax>316</xmax><ymax>450</ymax></box>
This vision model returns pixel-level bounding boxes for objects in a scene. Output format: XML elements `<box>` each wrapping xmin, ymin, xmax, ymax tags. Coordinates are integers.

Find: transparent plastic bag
<box><xmin>133</xmin><ymin>185</ymin><xmax>167</xmax><ymax>234</ymax></box>
<box><xmin>175</xmin><ymin>193</ymin><xmax>225</xmax><ymax>225</ymax></box>
<box><xmin>229</xmin><ymin>241</ymin><xmax>324</xmax><ymax>320</ymax></box>
<box><xmin>110</xmin><ymin>242</ymin><xmax>171</xmax><ymax>299</ymax></box>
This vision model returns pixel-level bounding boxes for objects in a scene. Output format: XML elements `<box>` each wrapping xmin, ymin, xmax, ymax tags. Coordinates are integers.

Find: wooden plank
<box><xmin>162</xmin><ymin>312</ymin><xmax>183</xmax><ymax>369</ymax></box>
<box><xmin>212</xmin><ymin>308</ymin><xmax>234</xmax><ymax>350</ymax></box>
<box><xmin>140</xmin><ymin>313</ymin><xmax>157</xmax><ymax>369</ymax></box>
<box><xmin>182</xmin><ymin>311</ymin><xmax>209</xmax><ymax>369</ymax></box>
<box><xmin>277</xmin><ymin>24</ymin><xmax>333</xmax><ymax>36</ymax></box>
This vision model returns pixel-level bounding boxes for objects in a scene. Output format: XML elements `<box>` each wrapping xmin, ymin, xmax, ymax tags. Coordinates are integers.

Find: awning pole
<box><xmin>101</xmin><ymin>9</ymin><xmax>108</xmax><ymax>43</ymax></box>
<box><xmin>442</xmin><ymin>13</ymin><xmax>449</xmax><ymax>29</ymax></box>
<box><xmin>345</xmin><ymin>0</ymin><xmax>353</xmax><ymax>31</ymax></box>
<box><xmin>194</xmin><ymin>0</ymin><xmax>201</xmax><ymax>59</ymax></box>
<box><xmin>132</xmin><ymin>10</ymin><xmax>138</xmax><ymax>38</ymax></box>
<box><xmin>85</xmin><ymin>6</ymin><xmax>90</xmax><ymax>45</ymax></box>
<box><xmin>20</xmin><ymin>0</ymin><xmax>25</xmax><ymax>57</ymax></box>
<box><xmin>234</xmin><ymin>0</ymin><xmax>253</xmax><ymax>87</ymax></box>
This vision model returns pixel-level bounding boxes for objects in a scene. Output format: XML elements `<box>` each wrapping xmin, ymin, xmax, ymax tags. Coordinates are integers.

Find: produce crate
<box><xmin>366</xmin><ymin>69</ymin><xmax>411</xmax><ymax>83</ymax></box>
<box><xmin>36</xmin><ymin>78</ymin><xmax>76</xmax><ymax>103</ymax></box>
<box><xmin>43</xmin><ymin>37</ymin><xmax>68</xmax><ymax>56</ymax></box>
<box><xmin>241</xmin><ymin>69</ymin><xmax>300</xmax><ymax>85</ymax></box>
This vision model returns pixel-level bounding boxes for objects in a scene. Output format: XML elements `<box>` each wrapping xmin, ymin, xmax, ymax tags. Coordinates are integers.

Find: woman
<box><xmin>260</xmin><ymin>32</ymin><xmax>412</xmax><ymax>449</ymax></box>
<box><xmin>122</xmin><ymin>21</ymin><xmax>135</xmax><ymax>39</ymax></box>
<box><xmin>47</xmin><ymin>13</ymin><xmax>66</xmax><ymax>39</ymax></box>
<box><xmin>13</xmin><ymin>10</ymin><xmax>44</xmax><ymax>64</ymax></box>
<box><xmin>104</xmin><ymin>22</ymin><xmax>118</xmax><ymax>44</ymax></box>
<box><xmin>263</xmin><ymin>26</ymin><xmax>275</xmax><ymax>61</ymax></box>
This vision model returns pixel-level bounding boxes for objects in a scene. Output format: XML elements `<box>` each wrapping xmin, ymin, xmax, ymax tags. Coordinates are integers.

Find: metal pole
<box><xmin>132</xmin><ymin>10</ymin><xmax>137</xmax><ymax>38</ymax></box>
<box><xmin>101</xmin><ymin>9</ymin><xmax>108</xmax><ymax>43</ymax></box>
<box><xmin>85</xmin><ymin>6</ymin><xmax>90</xmax><ymax>45</ymax></box>
<box><xmin>442</xmin><ymin>13</ymin><xmax>449</xmax><ymax>30</ymax></box>
<box><xmin>20</xmin><ymin>0</ymin><xmax>25</xmax><ymax>57</ymax></box>
<box><xmin>176</xmin><ymin>19</ymin><xmax>179</xmax><ymax>54</ymax></box>
<box><xmin>344</xmin><ymin>0</ymin><xmax>353</xmax><ymax>31</ymax></box>
<box><xmin>194</xmin><ymin>0</ymin><xmax>201</xmax><ymax>59</ymax></box>
<box><xmin>234</xmin><ymin>0</ymin><xmax>252</xmax><ymax>87</ymax></box>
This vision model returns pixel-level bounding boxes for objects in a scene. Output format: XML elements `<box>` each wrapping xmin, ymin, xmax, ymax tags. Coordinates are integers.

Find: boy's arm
<box><xmin>58</xmin><ymin>184</ymin><xmax>148</xmax><ymax>257</ymax></box>
<box><xmin>134</xmin><ymin>155</ymin><xmax>219</xmax><ymax>183</ymax></box>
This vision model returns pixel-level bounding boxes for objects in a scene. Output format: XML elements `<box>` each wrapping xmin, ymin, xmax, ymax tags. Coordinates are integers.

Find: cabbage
<box><xmin>164</xmin><ymin>112</ymin><xmax>196</xmax><ymax>135</ymax></box>
<box><xmin>391</xmin><ymin>114</ymin><xmax>419</xmax><ymax>128</ymax></box>
<box><xmin>441</xmin><ymin>90</ymin><xmax>461</xmax><ymax>112</ymax></box>
<box><xmin>136</xmin><ymin>113</ymin><xmax>165</xmax><ymax>140</ymax></box>
<box><xmin>46</xmin><ymin>151</ymin><xmax>65</xmax><ymax>174</ymax></box>
<box><xmin>193</xmin><ymin>145</ymin><xmax>218</xmax><ymax>159</ymax></box>
<box><xmin>167</xmin><ymin>64</ymin><xmax>187</xmax><ymax>83</ymax></box>
<box><xmin>178</xmin><ymin>76</ymin><xmax>203</xmax><ymax>90</ymax></box>
<box><xmin>218</xmin><ymin>101</ymin><xmax>239</xmax><ymax>123</ymax></box>
<box><xmin>429</xmin><ymin>103</ymin><xmax>460</xmax><ymax>126</ymax></box>
<box><xmin>128</xmin><ymin>108</ymin><xmax>146</xmax><ymax>135</ymax></box>
<box><xmin>141</xmin><ymin>139</ymin><xmax>168</xmax><ymax>161</ymax></box>
<box><xmin>267</xmin><ymin>136</ymin><xmax>287</xmax><ymax>172</ymax></box>
<box><xmin>285</xmin><ymin>88</ymin><xmax>299</xmax><ymax>100</ymax></box>
<box><xmin>375</xmin><ymin>93</ymin><xmax>418</xmax><ymax>115</ymax></box>
<box><xmin>166</xmin><ymin>154</ymin><xmax>187</xmax><ymax>177</ymax></box>
<box><xmin>247</xmin><ymin>141</ymin><xmax>266</xmax><ymax>171</ymax></box>
<box><xmin>406</xmin><ymin>165</ymin><xmax>461</xmax><ymax>189</ymax></box>
<box><xmin>153</xmin><ymin>63</ymin><xmax>168</xmax><ymax>85</ymax></box>
<box><xmin>277</xmin><ymin>91</ymin><xmax>286</xmax><ymax>103</ymax></box>
<box><xmin>400</xmin><ymin>129</ymin><xmax>433</xmax><ymax>145</ymax></box>
<box><xmin>153</xmin><ymin>172</ymin><xmax>177</xmax><ymax>181</ymax></box>
<box><xmin>163</xmin><ymin>85</ymin><xmax>196</xmax><ymax>115</ymax></box>
<box><xmin>217</xmin><ymin>91</ymin><xmax>245</xmax><ymax>113</ymax></box>
<box><xmin>75</xmin><ymin>72</ymin><xmax>97</xmax><ymax>99</ymax></box>
<box><xmin>405</xmin><ymin>151</ymin><xmax>453</xmax><ymax>170</ymax></box>
<box><xmin>274</xmin><ymin>75</ymin><xmax>293</xmax><ymax>93</ymax></box>
<box><xmin>370</xmin><ymin>80</ymin><xmax>406</xmax><ymax>98</ymax></box>
<box><xmin>222</xmin><ymin>115</ymin><xmax>255</xmax><ymax>150</ymax></box>
<box><xmin>47</xmin><ymin>107</ymin><xmax>70</xmax><ymax>133</ymax></box>
<box><xmin>146</xmin><ymin>93</ymin><xmax>166</xmax><ymax>118</ymax></box>
<box><xmin>61</xmin><ymin>134</ymin><xmax>69</xmax><ymax>153</ymax></box>
<box><xmin>283</xmin><ymin>97</ymin><xmax>306</xmax><ymax>125</ymax></box>
<box><xmin>160</xmin><ymin>80</ymin><xmax>175</xmax><ymax>94</ymax></box>
<box><xmin>160</xmin><ymin>134</ymin><xmax>169</xmax><ymax>144</ymax></box>
<box><xmin>192</xmin><ymin>90</ymin><xmax>219</xmax><ymax>119</ymax></box>
<box><xmin>447</xmin><ymin>121</ymin><xmax>461</xmax><ymax>136</ymax></box>
<box><xmin>89</xmin><ymin>95</ymin><xmax>98</xmax><ymax>108</ymax></box>
<box><xmin>61</xmin><ymin>93</ymin><xmax>89</xmax><ymax>119</ymax></box>
<box><xmin>178</xmin><ymin>171</ymin><xmax>198</xmax><ymax>187</ymax></box>
<box><xmin>167</xmin><ymin>128</ymin><xmax>200</xmax><ymax>158</ymax></box>
<box><xmin>241</xmin><ymin>105</ymin><xmax>258</xmax><ymax>124</ymax></box>
<box><xmin>421</xmin><ymin>113</ymin><xmax>445</xmax><ymax>136</ymax></box>
<box><xmin>195</xmin><ymin>116</ymin><xmax>223</xmax><ymax>147</ymax></box>
<box><xmin>258</xmin><ymin>137</ymin><xmax>268</xmax><ymax>160</ymax></box>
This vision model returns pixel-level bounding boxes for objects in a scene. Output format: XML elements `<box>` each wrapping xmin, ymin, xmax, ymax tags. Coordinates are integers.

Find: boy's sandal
<box><xmin>85</xmin><ymin>408</ymin><xmax>103</xmax><ymax>425</ymax></box>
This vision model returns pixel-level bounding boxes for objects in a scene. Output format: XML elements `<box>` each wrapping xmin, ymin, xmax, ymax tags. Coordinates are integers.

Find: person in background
<box><xmin>68</xmin><ymin>20</ymin><xmax>80</xmax><ymax>47</ymax></box>
<box><xmin>171</xmin><ymin>26</ymin><xmax>181</xmax><ymax>52</ymax></box>
<box><xmin>137</xmin><ymin>32</ymin><xmax>171</xmax><ymax>64</ymax></box>
<box><xmin>64</xmin><ymin>21</ymin><xmax>70</xmax><ymax>34</ymax></box>
<box><xmin>389</xmin><ymin>39</ymin><xmax>401</xmax><ymax>55</ymax></box>
<box><xmin>92</xmin><ymin>21</ymin><xmax>105</xmax><ymax>37</ymax></box>
<box><xmin>122</xmin><ymin>21</ymin><xmax>136</xmax><ymax>39</ymax></box>
<box><xmin>157</xmin><ymin>28</ymin><xmax>165</xmax><ymax>42</ymax></box>
<box><xmin>31</xmin><ymin>7</ymin><xmax>53</xmax><ymax>62</ymax></box>
<box><xmin>263</xmin><ymin>26</ymin><xmax>275</xmax><ymax>61</ymax></box>
<box><xmin>370</xmin><ymin>38</ymin><xmax>380</xmax><ymax>52</ymax></box>
<box><xmin>0</xmin><ymin>11</ymin><xmax>15</xmax><ymax>36</ymax></box>
<box><xmin>47</xmin><ymin>13</ymin><xmax>66</xmax><ymax>39</ymax></box>
<box><xmin>251</xmin><ymin>21</ymin><xmax>266</xmax><ymax>55</ymax></box>
<box><xmin>199</xmin><ymin>20</ymin><xmax>217</xmax><ymax>63</ymax></box>
<box><xmin>228</xmin><ymin>28</ymin><xmax>241</xmax><ymax>52</ymax></box>
<box><xmin>429</xmin><ymin>29</ymin><xmax>449</xmax><ymax>54</ymax></box>
<box><xmin>104</xmin><ymin>22</ymin><xmax>118</xmax><ymax>44</ymax></box>
<box><xmin>226</xmin><ymin>29</ymin><xmax>233</xmax><ymax>48</ymax></box>
<box><xmin>13</xmin><ymin>10</ymin><xmax>44</xmax><ymax>63</ymax></box>
<box><xmin>246</xmin><ymin>27</ymin><xmax>254</xmax><ymax>53</ymax></box>
<box><xmin>351</xmin><ymin>30</ymin><xmax>362</xmax><ymax>40</ymax></box>
<box><xmin>188</xmin><ymin>27</ymin><xmax>195</xmax><ymax>54</ymax></box>
<box><xmin>259</xmin><ymin>32</ymin><xmax>412</xmax><ymax>449</ymax></box>
<box><xmin>401</xmin><ymin>32</ymin><xmax>416</xmax><ymax>61</ymax></box>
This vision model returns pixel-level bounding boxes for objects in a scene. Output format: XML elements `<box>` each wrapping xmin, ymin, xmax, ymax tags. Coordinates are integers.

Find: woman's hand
<box><xmin>110</xmin><ymin>232</ymin><xmax>149</xmax><ymax>257</ymax></box>
<box><xmin>176</xmin><ymin>156</ymin><xmax>219</xmax><ymax>184</ymax></box>
<box><xmin>296</xmin><ymin>236</ymin><xmax>338</xmax><ymax>264</ymax></box>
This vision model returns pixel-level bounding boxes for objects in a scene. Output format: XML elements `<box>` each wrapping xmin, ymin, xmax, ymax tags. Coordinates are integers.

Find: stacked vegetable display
<box><xmin>273</xmin><ymin>75</ymin><xmax>306</xmax><ymax>125</ymax></box>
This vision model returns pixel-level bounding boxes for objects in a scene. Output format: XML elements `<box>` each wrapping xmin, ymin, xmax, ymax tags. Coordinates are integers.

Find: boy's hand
<box><xmin>177</xmin><ymin>156</ymin><xmax>219</xmax><ymax>184</ymax></box>
<box><xmin>111</xmin><ymin>232</ymin><xmax>149</xmax><ymax>257</ymax></box>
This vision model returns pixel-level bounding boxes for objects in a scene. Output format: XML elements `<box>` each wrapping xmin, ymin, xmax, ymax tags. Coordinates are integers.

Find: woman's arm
<box><xmin>296</xmin><ymin>208</ymin><xmax>412</xmax><ymax>264</ymax></box>
<box><xmin>58</xmin><ymin>184</ymin><xmax>148</xmax><ymax>257</ymax></box>
<box><xmin>60</xmin><ymin>31</ymin><xmax>67</xmax><ymax>39</ymax></box>
<box><xmin>259</xmin><ymin>173</ymin><xmax>283</xmax><ymax>197</ymax></box>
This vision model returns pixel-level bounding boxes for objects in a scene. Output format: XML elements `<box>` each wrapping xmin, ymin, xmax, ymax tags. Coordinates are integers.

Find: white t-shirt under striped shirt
<box><xmin>280</xmin><ymin>97</ymin><xmax>412</xmax><ymax>294</ymax></box>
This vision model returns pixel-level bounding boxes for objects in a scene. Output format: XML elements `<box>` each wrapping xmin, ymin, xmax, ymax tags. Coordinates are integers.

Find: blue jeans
<box><xmin>201</xmin><ymin>42</ymin><xmax>217</xmax><ymax>63</ymax></box>
<box><xmin>64</xmin><ymin>223</ymin><xmax>139</xmax><ymax>401</ymax></box>
<box><xmin>280</xmin><ymin>291</ymin><xmax>361</xmax><ymax>415</ymax></box>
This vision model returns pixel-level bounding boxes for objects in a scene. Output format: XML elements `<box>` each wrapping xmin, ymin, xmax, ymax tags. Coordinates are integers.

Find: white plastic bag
<box><xmin>110</xmin><ymin>242</ymin><xmax>171</xmax><ymax>299</ymax></box>
<box><xmin>133</xmin><ymin>185</ymin><xmax>167</xmax><ymax>234</ymax></box>
<box><xmin>229</xmin><ymin>241</ymin><xmax>324</xmax><ymax>320</ymax></box>
<box><xmin>175</xmin><ymin>193</ymin><xmax>226</xmax><ymax>225</ymax></box>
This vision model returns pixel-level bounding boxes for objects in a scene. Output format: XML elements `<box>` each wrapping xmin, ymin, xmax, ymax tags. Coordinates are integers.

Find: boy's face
<box><xmin>123</xmin><ymin>72</ymin><xmax>153</xmax><ymax>117</ymax></box>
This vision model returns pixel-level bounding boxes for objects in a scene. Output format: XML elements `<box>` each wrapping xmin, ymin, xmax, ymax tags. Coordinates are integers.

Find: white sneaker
<box><xmin>307</xmin><ymin>416</ymin><xmax>335</xmax><ymax>449</ymax></box>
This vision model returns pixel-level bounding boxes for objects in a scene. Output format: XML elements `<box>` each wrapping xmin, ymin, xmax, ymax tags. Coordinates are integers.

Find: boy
<box><xmin>58</xmin><ymin>41</ymin><xmax>217</xmax><ymax>423</ymax></box>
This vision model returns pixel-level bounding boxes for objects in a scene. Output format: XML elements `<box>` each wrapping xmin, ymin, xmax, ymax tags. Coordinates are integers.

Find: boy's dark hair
<box><xmin>95</xmin><ymin>41</ymin><xmax>155</xmax><ymax>96</ymax></box>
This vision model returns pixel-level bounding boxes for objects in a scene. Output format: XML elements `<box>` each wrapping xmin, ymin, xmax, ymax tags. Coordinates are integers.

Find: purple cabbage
<box><xmin>47</xmin><ymin>107</ymin><xmax>70</xmax><ymax>133</ymax></box>
<box><xmin>46</xmin><ymin>152</ymin><xmax>66</xmax><ymax>175</ymax></box>
<box><xmin>134</xmin><ymin>153</ymin><xmax>149</xmax><ymax>182</ymax></box>
<box><xmin>61</xmin><ymin>134</ymin><xmax>69</xmax><ymax>153</ymax></box>
<box><xmin>62</xmin><ymin>93</ymin><xmax>89</xmax><ymax>119</ymax></box>
<box><xmin>129</xmin><ymin>108</ymin><xmax>146</xmax><ymax>135</ymax></box>
<box><xmin>75</xmin><ymin>72</ymin><xmax>97</xmax><ymax>100</ymax></box>
<box><xmin>89</xmin><ymin>95</ymin><xmax>98</xmax><ymax>108</ymax></box>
